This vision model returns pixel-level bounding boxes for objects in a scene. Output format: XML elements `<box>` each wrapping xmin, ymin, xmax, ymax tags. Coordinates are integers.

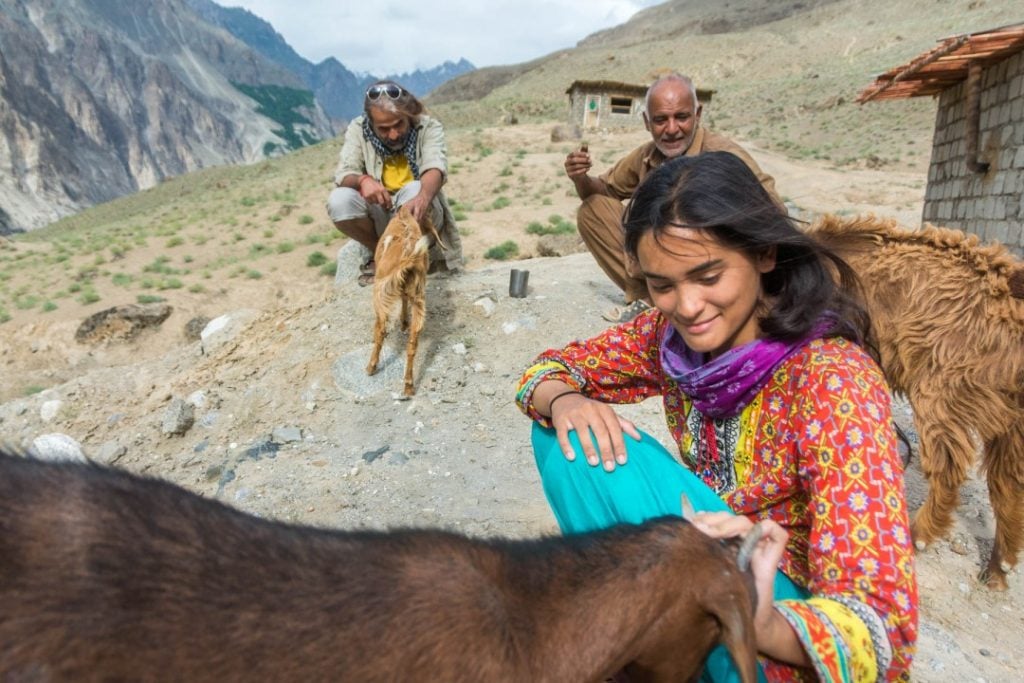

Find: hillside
<box><xmin>429</xmin><ymin>0</ymin><xmax>1018</xmax><ymax>170</ymax></box>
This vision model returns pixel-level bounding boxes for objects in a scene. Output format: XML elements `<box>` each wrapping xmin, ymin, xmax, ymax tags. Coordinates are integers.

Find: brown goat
<box><xmin>0</xmin><ymin>451</ymin><xmax>760</xmax><ymax>682</ymax></box>
<box><xmin>366</xmin><ymin>205</ymin><xmax>442</xmax><ymax>396</ymax></box>
<box><xmin>808</xmin><ymin>214</ymin><xmax>1024</xmax><ymax>589</ymax></box>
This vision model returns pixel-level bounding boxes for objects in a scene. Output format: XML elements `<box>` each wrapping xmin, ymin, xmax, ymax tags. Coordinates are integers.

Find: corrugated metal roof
<box><xmin>857</xmin><ymin>22</ymin><xmax>1024</xmax><ymax>103</ymax></box>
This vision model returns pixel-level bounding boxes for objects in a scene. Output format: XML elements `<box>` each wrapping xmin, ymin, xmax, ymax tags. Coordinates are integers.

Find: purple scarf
<box><xmin>659</xmin><ymin>317</ymin><xmax>835</xmax><ymax>419</ymax></box>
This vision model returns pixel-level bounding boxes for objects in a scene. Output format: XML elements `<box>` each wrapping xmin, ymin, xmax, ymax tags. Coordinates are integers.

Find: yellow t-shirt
<box><xmin>381</xmin><ymin>156</ymin><xmax>414</xmax><ymax>193</ymax></box>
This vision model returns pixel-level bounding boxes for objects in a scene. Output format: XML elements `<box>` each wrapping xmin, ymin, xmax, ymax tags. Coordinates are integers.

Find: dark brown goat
<box><xmin>808</xmin><ymin>214</ymin><xmax>1024</xmax><ymax>589</ymax></box>
<box><xmin>0</xmin><ymin>451</ymin><xmax>760</xmax><ymax>682</ymax></box>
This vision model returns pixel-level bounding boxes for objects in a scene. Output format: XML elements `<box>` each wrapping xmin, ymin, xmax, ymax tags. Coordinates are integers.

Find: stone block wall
<box><xmin>923</xmin><ymin>50</ymin><xmax>1024</xmax><ymax>256</ymax></box>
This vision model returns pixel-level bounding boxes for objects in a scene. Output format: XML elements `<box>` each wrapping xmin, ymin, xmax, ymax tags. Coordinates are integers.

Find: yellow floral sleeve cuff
<box><xmin>775</xmin><ymin>595</ymin><xmax>891</xmax><ymax>683</ymax></box>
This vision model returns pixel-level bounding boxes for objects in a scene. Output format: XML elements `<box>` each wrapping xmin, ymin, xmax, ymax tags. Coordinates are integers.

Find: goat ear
<box><xmin>679</xmin><ymin>493</ymin><xmax>696</xmax><ymax>521</ymax></box>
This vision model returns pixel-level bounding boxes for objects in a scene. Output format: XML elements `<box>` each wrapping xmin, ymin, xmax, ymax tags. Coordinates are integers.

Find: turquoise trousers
<box><xmin>531</xmin><ymin>423</ymin><xmax>808</xmax><ymax>683</ymax></box>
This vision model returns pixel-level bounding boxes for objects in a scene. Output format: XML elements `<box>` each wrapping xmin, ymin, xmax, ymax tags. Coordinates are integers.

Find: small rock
<box><xmin>272</xmin><ymin>426</ymin><xmax>303</xmax><ymax>443</ymax></box>
<box><xmin>950</xmin><ymin>536</ymin><xmax>970</xmax><ymax>555</ymax></box>
<box><xmin>502</xmin><ymin>321</ymin><xmax>518</xmax><ymax>334</ymax></box>
<box><xmin>979</xmin><ymin>648</ymin><xmax>991</xmax><ymax>657</ymax></box>
<box><xmin>452</xmin><ymin>342</ymin><xmax>468</xmax><ymax>355</ymax></box>
<box><xmin>40</xmin><ymin>399</ymin><xmax>63</xmax><ymax>422</ymax></box>
<box><xmin>958</xmin><ymin>582</ymin><xmax>970</xmax><ymax>594</ymax></box>
<box><xmin>186</xmin><ymin>390</ymin><xmax>207</xmax><ymax>409</ymax></box>
<box><xmin>161</xmin><ymin>398</ymin><xmax>195</xmax><ymax>436</ymax></box>
<box><xmin>362</xmin><ymin>445</ymin><xmax>389</xmax><ymax>463</ymax></box>
<box><xmin>243</xmin><ymin>439</ymin><xmax>279</xmax><ymax>461</ymax></box>
<box><xmin>193</xmin><ymin>439</ymin><xmax>209</xmax><ymax>453</ymax></box>
<box><xmin>31</xmin><ymin>433</ymin><xmax>86</xmax><ymax>463</ymax></box>
<box><xmin>184</xmin><ymin>316</ymin><xmax>211</xmax><ymax>342</ymax></box>
<box><xmin>95</xmin><ymin>441</ymin><xmax>127</xmax><ymax>465</ymax></box>
<box><xmin>473</xmin><ymin>296</ymin><xmax>496</xmax><ymax>317</ymax></box>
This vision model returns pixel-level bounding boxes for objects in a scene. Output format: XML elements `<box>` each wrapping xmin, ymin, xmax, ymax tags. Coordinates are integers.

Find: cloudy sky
<box><xmin>224</xmin><ymin>0</ymin><xmax>664</xmax><ymax>75</ymax></box>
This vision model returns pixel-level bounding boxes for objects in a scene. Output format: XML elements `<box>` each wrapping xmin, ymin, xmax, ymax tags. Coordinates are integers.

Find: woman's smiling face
<box><xmin>637</xmin><ymin>226</ymin><xmax>775</xmax><ymax>359</ymax></box>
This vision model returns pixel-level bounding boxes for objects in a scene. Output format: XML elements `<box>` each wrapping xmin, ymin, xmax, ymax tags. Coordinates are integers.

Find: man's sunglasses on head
<box><xmin>367</xmin><ymin>84</ymin><xmax>406</xmax><ymax>101</ymax></box>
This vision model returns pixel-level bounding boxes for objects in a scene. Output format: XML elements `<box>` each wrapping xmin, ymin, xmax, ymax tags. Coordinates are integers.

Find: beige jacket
<box><xmin>334</xmin><ymin>114</ymin><xmax>463</xmax><ymax>270</ymax></box>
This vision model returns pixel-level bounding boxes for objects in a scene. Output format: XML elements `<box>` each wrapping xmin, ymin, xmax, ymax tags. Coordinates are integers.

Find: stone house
<box><xmin>566</xmin><ymin>80</ymin><xmax>713</xmax><ymax>130</ymax></box>
<box><xmin>858</xmin><ymin>23</ymin><xmax>1024</xmax><ymax>255</ymax></box>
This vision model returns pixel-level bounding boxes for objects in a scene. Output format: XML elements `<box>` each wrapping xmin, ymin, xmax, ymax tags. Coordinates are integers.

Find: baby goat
<box><xmin>0</xmin><ymin>451</ymin><xmax>761</xmax><ymax>682</ymax></box>
<box><xmin>366</xmin><ymin>205</ymin><xmax>443</xmax><ymax>396</ymax></box>
<box><xmin>809</xmin><ymin>214</ymin><xmax>1024</xmax><ymax>590</ymax></box>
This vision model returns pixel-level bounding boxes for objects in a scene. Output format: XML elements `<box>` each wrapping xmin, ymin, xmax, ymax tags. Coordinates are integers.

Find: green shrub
<box><xmin>526</xmin><ymin>216</ymin><xmax>575</xmax><ymax>236</ymax></box>
<box><xmin>78</xmin><ymin>289</ymin><xmax>101</xmax><ymax>305</ymax></box>
<box><xmin>319</xmin><ymin>261</ymin><xmax>337</xmax><ymax>277</ymax></box>
<box><xmin>137</xmin><ymin>294</ymin><xmax>165</xmax><ymax>304</ymax></box>
<box><xmin>491</xmin><ymin>196</ymin><xmax>511</xmax><ymax>210</ymax></box>
<box><xmin>41</xmin><ymin>300</ymin><xmax>57</xmax><ymax>312</ymax></box>
<box><xmin>165</xmin><ymin>236</ymin><xmax>185</xmax><ymax>247</ymax></box>
<box><xmin>484</xmin><ymin>240</ymin><xmax>519</xmax><ymax>260</ymax></box>
<box><xmin>158</xmin><ymin>278</ymin><xmax>184</xmax><ymax>290</ymax></box>
<box><xmin>276</xmin><ymin>241</ymin><xmax>295</xmax><ymax>254</ymax></box>
<box><xmin>0</xmin><ymin>308</ymin><xmax>10</xmax><ymax>324</ymax></box>
<box><xmin>246</xmin><ymin>269</ymin><xmax>263</xmax><ymax>279</ymax></box>
<box><xmin>188</xmin><ymin>283</ymin><xmax>206</xmax><ymax>293</ymax></box>
<box><xmin>306</xmin><ymin>251</ymin><xmax>328</xmax><ymax>267</ymax></box>
<box><xmin>298</xmin><ymin>214</ymin><xmax>314</xmax><ymax>225</ymax></box>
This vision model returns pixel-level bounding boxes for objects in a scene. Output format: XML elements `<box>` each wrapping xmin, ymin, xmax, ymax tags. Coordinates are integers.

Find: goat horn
<box><xmin>679</xmin><ymin>493</ymin><xmax>696</xmax><ymax>521</ymax></box>
<box><xmin>736</xmin><ymin>522</ymin><xmax>764</xmax><ymax>572</ymax></box>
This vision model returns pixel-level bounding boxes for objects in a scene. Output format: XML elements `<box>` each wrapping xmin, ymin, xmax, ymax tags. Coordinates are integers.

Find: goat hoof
<box><xmin>403</xmin><ymin>386</ymin><xmax>415</xmax><ymax>397</ymax></box>
<box><xmin>366</xmin><ymin>364</ymin><xmax>378</xmax><ymax>376</ymax></box>
<box><xmin>979</xmin><ymin>567</ymin><xmax>1010</xmax><ymax>591</ymax></box>
<box><xmin>914</xmin><ymin>539</ymin><xmax>927</xmax><ymax>551</ymax></box>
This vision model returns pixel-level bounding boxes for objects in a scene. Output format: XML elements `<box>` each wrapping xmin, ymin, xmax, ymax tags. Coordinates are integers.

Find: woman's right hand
<box><xmin>550</xmin><ymin>393</ymin><xmax>640</xmax><ymax>471</ymax></box>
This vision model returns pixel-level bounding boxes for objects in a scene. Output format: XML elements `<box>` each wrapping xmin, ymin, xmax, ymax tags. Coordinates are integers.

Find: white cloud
<box><xmin>222</xmin><ymin>0</ymin><xmax>662</xmax><ymax>74</ymax></box>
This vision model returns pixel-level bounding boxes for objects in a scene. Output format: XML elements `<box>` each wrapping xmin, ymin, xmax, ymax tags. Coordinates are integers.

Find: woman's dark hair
<box><xmin>363</xmin><ymin>80</ymin><xmax>424</xmax><ymax>121</ymax></box>
<box><xmin>623</xmin><ymin>151</ymin><xmax>872</xmax><ymax>347</ymax></box>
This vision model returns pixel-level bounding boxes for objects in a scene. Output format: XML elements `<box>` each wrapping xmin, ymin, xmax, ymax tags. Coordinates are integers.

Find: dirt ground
<box><xmin>1</xmin><ymin>123</ymin><xmax>1021</xmax><ymax>680</ymax></box>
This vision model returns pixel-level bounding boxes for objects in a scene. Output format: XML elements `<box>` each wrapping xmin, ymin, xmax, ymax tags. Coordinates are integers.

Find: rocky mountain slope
<box><xmin>0</xmin><ymin>0</ymin><xmax>333</xmax><ymax>234</ymax></box>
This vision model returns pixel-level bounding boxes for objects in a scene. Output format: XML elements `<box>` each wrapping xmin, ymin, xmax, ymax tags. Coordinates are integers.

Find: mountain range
<box><xmin>185</xmin><ymin>0</ymin><xmax>474</xmax><ymax>122</ymax></box>
<box><xmin>0</xmin><ymin>0</ymin><xmax>473</xmax><ymax>234</ymax></box>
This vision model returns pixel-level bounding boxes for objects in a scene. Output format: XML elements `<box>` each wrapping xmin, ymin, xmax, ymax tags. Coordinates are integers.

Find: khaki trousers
<box><xmin>576</xmin><ymin>195</ymin><xmax>649</xmax><ymax>303</ymax></box>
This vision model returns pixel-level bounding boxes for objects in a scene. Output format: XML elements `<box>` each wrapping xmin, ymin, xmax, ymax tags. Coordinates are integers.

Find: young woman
<box><xmin>516</xmin><ymin>152</ymin><xmax>917</xmax><ymax>682</ymax></box>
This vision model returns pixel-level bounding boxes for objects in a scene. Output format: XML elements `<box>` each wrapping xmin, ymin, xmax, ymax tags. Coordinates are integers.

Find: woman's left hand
<box><xmin>689</xmin><ymin>512</ymin><xmax>790</xmax><ymax>643</ymax></box>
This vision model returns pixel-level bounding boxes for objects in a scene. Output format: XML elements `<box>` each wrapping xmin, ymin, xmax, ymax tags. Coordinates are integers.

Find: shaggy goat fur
<box><xmin>366</xmin><ymin>205</ymin><xmax>442</xmax><ymax>396</ymax></box>
<box><xmin>0</xmin><ymin>451</ymin><xmax>760</xmax><ymax>682</ymax></box>
<box><xmin>808</xmin><ymin>214</ymin><xmax>1024</xmax><ymax>589</ymax></box>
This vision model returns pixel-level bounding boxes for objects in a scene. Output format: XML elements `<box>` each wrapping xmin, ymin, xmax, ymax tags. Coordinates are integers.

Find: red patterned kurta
<box><xmin>516</xmin><ymin>309</ymin><xmax>918</xmax><ymax>682</ymax></box>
